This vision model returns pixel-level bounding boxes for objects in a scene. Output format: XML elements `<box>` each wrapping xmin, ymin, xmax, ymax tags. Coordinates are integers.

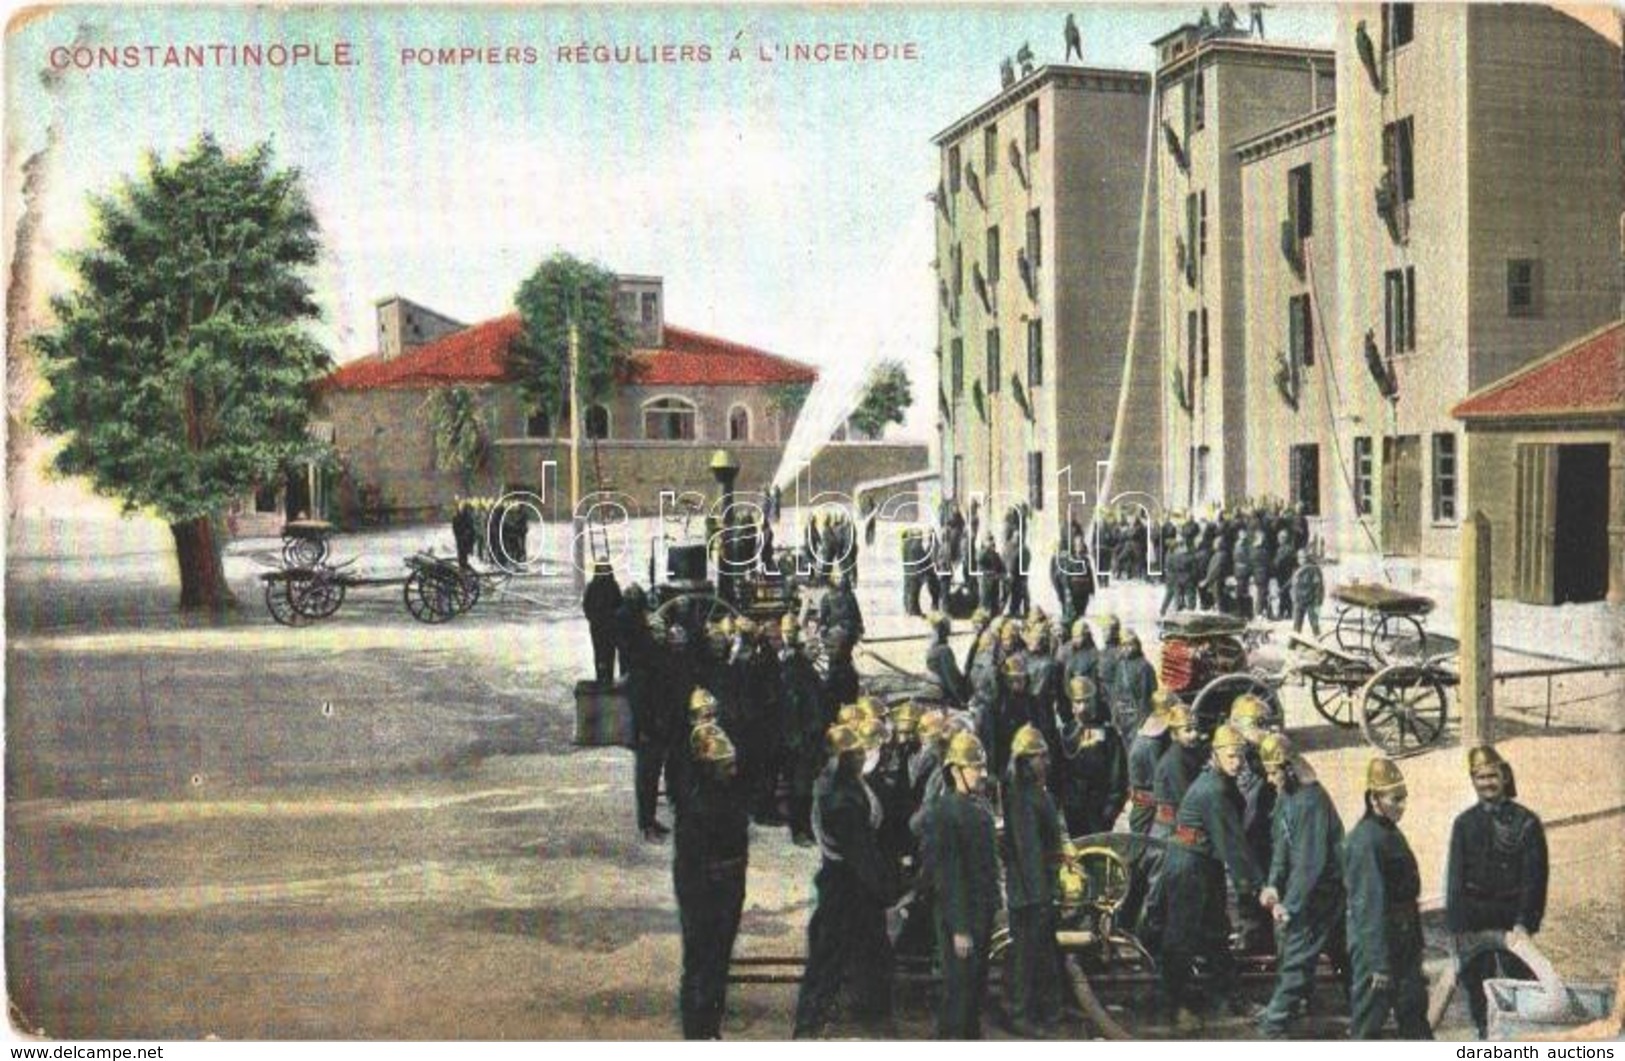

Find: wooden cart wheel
<box><xmin>1304</xmin><ymin>661</ymin><xmax>1365</xmax><ymax>728</ymax></box>
<box><xmin>288</xmin><ymin>570</ymin><xmax>345</xmax><ymax>620</ymax></box>
<box><xmin>653</xmin><ymin>592</ymin><xmax>740</xmax><ymax>638</ymax></box>
<box><xmin>1189</xmin><ymin>672</ymin><xmax>1282</xmax><ymax>733</ymax></box>
<box><xmin>263</xmin><ymin>578</ymin><xmax>307</xmax><ymax>627</ymax></box>
<box><xmin>403</xmin><ymin>570</ymin><xmax>453</xmax><ymax>624</ymax></box>
<box><xmin>283</xmin><ymin>535</ymin><xmax>328</xmax><ymax>568</ymax></box>
<box><xmin>1371</xmin><ymin>612</ymin><xmax>1429</xmax><ymax>665</ymax></box>
<box><xmin>1360</xmin><ymin>663</ymin><xmax>1450</xmax><ymax>758</ymax></box>
<box><xmin>1333</xmin><ymin>604</ymin><xmax>1368</xmax><ymax>656</ymax></box>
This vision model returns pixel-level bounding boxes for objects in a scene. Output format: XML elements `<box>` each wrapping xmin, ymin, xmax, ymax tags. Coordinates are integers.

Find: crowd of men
<box><xmin>581</xmin><ymin>550</ymin><xmax>1550</xmax><ymax>1041</ymax></box>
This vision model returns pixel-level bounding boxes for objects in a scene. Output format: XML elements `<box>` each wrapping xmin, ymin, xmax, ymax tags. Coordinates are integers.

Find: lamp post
<box><xmin>710</xmin><ymin>449</ymin><xmax>741</xmax><ymax>603</ymax></box>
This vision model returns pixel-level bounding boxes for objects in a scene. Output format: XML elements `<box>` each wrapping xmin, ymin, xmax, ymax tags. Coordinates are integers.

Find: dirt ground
<box><xmin>4</xmin><ymin>522</ymin><xmax>1621</xmax><ymax>1040</ymax></box>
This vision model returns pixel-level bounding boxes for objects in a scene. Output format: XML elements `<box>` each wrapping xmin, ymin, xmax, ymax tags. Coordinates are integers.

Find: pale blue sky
<box><xmin>8</xmin><ymin>3</ymin><xmax>1335</xmax><ymax>445</ymax></box>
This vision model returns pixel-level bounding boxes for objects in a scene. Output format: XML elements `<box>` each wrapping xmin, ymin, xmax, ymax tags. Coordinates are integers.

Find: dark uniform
<box><xmin>1235</xmin><ymin>754</ymin><xmax>1279</xmax><ymax>953</ymax></box>
<box><xmin>1139</xmin><ymin>739</ymin><xmax>1206</xmax><ymax>945</ymax></box>
<box><xmin>927</xmin><ymin>638</ymin><xmax>969</xmax><ymax>708</ymax></box>
<box><xmin>819</xmin><ymin>581</ymin><xmax>866</xmax><ymax>646</ymax></box>
<box><xmin>1003</xmin><ymin>760</ymin><xmax>1065</xmax><ymax>1033</ymax></box>
<box><xmin>1258</xmin><ymin>774</ymin><xmax>1347</xmax><ymax>1037</ymax></box>
<box><xmin>582</xmin><ymin>567</ymin><xmax>623</xmax><ymax>687</ymax></box>
<box><xmin>1107</xmin><ymin>645</ymin><xmax>1158</xmax><ymax>745</ymax></box>
<box><xmin>1344</xmin><ymin>811</ymin><xmax>1431</xmax><ymax>1039</ymax></box>
<box><xmin>921</xmin><ymin>783</ymin><xmax>1001</xmax><ymax>1038</ymax></box>
<box><xmin>1121</xmin><ymin>720</ymin><xmax>1171</xmax><ymax>927</ymax></box>
<box><xmin>1159</xmin><ymin>765</ymin><xmax>1262</xmax><ymax>1017</ymax></box>
<box><xmin>1445</xmin><ymin>795</ymin><xmax>1549</xmax><ymax>1038</ymax></box>
<box><xmin>673</xmin><ymin>752</ymin><xmax>749</xmax><ymax>1038</ymax></box>
<box><xmin>1056</xmin><ymin>719</ymin><xmax>1128</xmax><ymax>839</ymax></box>
<box><xmin>620</xmin><ymin>600</ymin><xmax>677</xmax><ymax>835</ymax></box>
<box><xmin>780</xmin><ymin>639</ymin><xmax>827</xmax><ymax>845</ymax></box>
<box><xmin>793</xmin><ymin>766</ymin><xmax>898</xmax><ymax>1037</ymax></box>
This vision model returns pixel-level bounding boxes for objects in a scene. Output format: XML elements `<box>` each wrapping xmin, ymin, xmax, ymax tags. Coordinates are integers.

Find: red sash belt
<box><xmin>1155</xmin><ymin>803</ymin><xmax>1176</xmax><ymax>824</ymax></box>
<box><xmin>1173</xmin><ymin>824</ymin><xmax>1208</xmax><ymax>847</ymax></box>
<box><xmin>1130</xmin><ymin>789</ymin><xmax>1155</xmax><ymax>808</ymax></box>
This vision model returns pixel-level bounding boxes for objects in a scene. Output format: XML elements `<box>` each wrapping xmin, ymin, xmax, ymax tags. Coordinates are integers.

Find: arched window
<box><xmin>727</xmin><ymin>404</ymin><xmax>751</xmax><ymax>442</ymax></box>
<box><xmin>642</xmin><ymin>396</ymin><xmax>697</xmax><ymax>441</ymax></box>
<box><xmin>585</xmin><ymin>404</ymin><xmax>610</xmax><ymax>440</ymax></box>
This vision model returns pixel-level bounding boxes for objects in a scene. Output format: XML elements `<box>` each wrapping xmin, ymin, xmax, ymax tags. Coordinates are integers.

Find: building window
<box><xmin>1507</xmin><ymin>259</ymin><xmax>1543</xmax><ymax>318</ymax></box>
<box><xmin>1382</xmin><ymin>3</ymin><xmax>1415</xmax><ymax>51</ymax></box>
<box><xmin>1288</xmin><ymin>163</ymin><xmax>1313</xmax><ymax>238</ymax></box>
<box><xmin>1289</xmin><ymin>294</ymin><xmax>1314</xmax><ymax>367</ymax></box>
<box><xmin>1354</xmin><ymin>436</ymin><xmax>1374</xmax><ymax>516</ymax></box>
<box><xmin>1027</xmin><ymin>318</ymin><xmax>1043</xmax><ymax>386</ymax></box>
<box><xmin>727</xmin><ymin>405</ymin><xmax>750</xmax><ymax>442</ymax></box>
<box><xmin>951</xmin><ymin>337</ymin><xmax>964</xmax><ymax>397</ymax></box>
<box><xmin>527</xmin><ymin>409</ymin><xmax>552</xmax><ymax>438</ymax></box>
<box><xmin>986</xmin><ymin>328</ymin><xmax>1002</xmax><ymax>393</ymax></box>
<box><xmin>1192</xmin><ymin>69</ymin><xmax>1205</xmax><ymax>132</ymax></box>
<box><xmin>1384</xmin><ymin>266</ymin><xmax>1417</xmax><ymax>356</ymax></box>
<box><xmin>952</xmin><ymin>244</ymin><xmax>963</xmax><ymax>296</ymax></box>
<box><xmin>1026</xmin><ymin>208</ymin><xmax>1042</xmax><ymax>269</ymax></box>
<box><xmin>1290</xmin><ymin>444</ymin><xmax>1321</xmax><ymax>516</ymax></box>
<box><xmin>255</xmin><ymin>484</ymin><xmax>279</xmax><ymax>513</ymax></box>
<box><xmin>1025</xmin><ymin>100</ymin><xmax>1040</xmax><ymax>153</ymax></box>
<box><xmin>984</xmin><ymin>124</ymin><xmax>998</xmax><ymax>174</ymax></box>
<box><xmin>616</xmin><ymin>292</ymin><xmax>637</xmax><ymax>321</ymax></box>
<box><xmin>1185</xmin><ymin>311</ymin><xmax>1198</xmax><ymax>401</ymax></box>
<box><xmin>1200</xmin><ymin>307</ymin><xmax>1211</xmax><ymax>378</ymax></box>
<box><xmin>585</xmin><ymin>403</ymin><xmax>610</xmax><ymax>440</ymax></box>
<box><xmin>948</xmin><ymin>145</ymin><xmax>961</xmax><ymax>193</ymax></box>
<box><xmin>986</xmin><ymin>225</ymin><xmax>1001</xmax><ymax>284</ymax></box>
<box><xmin>1185</xmin><ymin>193</ymin><xmax>1199</xmax><ymax>272</ymax></box>
<box><xmin>642</xmin><ymin>396</ymin><xmax>697</xmax><ymax>441</ymax></box>
<box><xmin>640</xmin><ymin>292</ymin><xmax>658</xmax><ymax>325</ymax></box>
<box><xmin>1194</xmin><ymin>445</ymin><xmax>1212</xmax><ymax>505</ymax></box>
<box><xmin>1432</xmin><ymin>432</ymin><xmax>1457</xmax><ymax>523</ymax></box>
<box><xmin>1028</xmin><ymin>451</ymin><xmax>1045</xmax><ymax>511</ymax></box>
<box><xmin>1383</xmin><ymin>117</ymin><xmax>1415</xmax><ymax>203</ymax></box>
<box><xmin>1199</xmin><ymin>190</ymin><xmax>1209</xmax><ymax>258</ymax></box>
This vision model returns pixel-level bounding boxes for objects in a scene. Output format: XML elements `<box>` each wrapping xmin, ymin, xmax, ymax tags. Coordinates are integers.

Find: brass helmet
<box><xmin>690</xmin><ymin>722</ymin><xmax>736</xmax><ymax>765</ymax></box>
<box><xmin>944</xmin><ymin>730</ymin><xmax>988</xmax><ymax>770</ymax></box>
<box><xmin>1067</xmin><ymin>675</ymin><xmax>1097</xmax><ymax>704</ymax></box>
<box><xmin>928</xmin><ymin>612</ymin><xmax>950</xmax><ymax>637</ymax></box>
<box><xmin>1210</xmin><ymin>723</ymin><xmax>1247</xmax><ymax>752</ymax></box>
<box><xmin>718</xmin><ymin>616</ymin><xmax>736</xmax><ymax>638</ymax></box>
<box><xmin>976</xmin><ymin>628</ymin><xmax>998</xmax><ymax>653</ymax></box>
<box><xmin>1467</xmin><ymin>745</ymin><xmax>1506</xmax><ymax>774</ymax></box>
<box><xmin>780</xmin><ymin>612</ymin><xmax>799</xmax><ymax>635</ymax></box>
<box><xmin>1229</xmin><ymin>694</ymin><xmax>1272</xmax><ymax>735</ymax></box>
<box><xmin>998</xmin><ymin>621</ymin><xmax>1022</xmax><ymax>648</ymax></box>
<box><xmin>1023</xmin><ymin>621</ymin><xmax>1047</xmax><ymax>651</ymax></box>
<box><xmin>1002</xmin><ymin>656</ymin><xmax>1029</xmax><ymax>683</ymax></box>
<box><xmin>1011</xmin><ymin>723</ymin><xmax>1049</xmax><ymax>761</ymax></box>
<box><xmin>889</xmin><ymin>701</ymin><xmax>924</xmax><ymax>738</ymax></box>
<box><xmin>1070</xmin><ymin>617</ymin><xmax>1093</xmax><ymax>643</ymax></box>
<box><xmin>1166</xmin><ymin>704</ymin><xmax>1195</xmax><ymax>732</ymax></box>
<box><xmin>916</xmin><ymin>709</ymin><xmax>951</xmax><ymax>746</ymax></box>
<box><xmin>733</xmin><ymin>616</ymin><xmax>756</xmax><ymax>638</ymax></box>
<box><xmin>970</xmin><ymin>606</ymin><xmax>991</xmax><ymax>627</ymax></box>
<box><xmin>689</xmin><ymin>687</ymin><xmax>719</xmax><ymax>724</ymax></box>
<box><xmin>826</xmin><ymin>722</ymin><xmax>865</xmax><ymax>757</ymax></box>
<box><xmin>1150</xmin><ymin>688</ymin><xmax>1178</xmax><ymax>721</ymax></box>
<box><xmin>854</xmin><ymin>716</ymin><xmax>890</xmax><ymax>752</ymax></box>
<box><xmin>1366</xmin><ymin>756</ymin><xmax>1407</xmax><ymax>793</ymax></box>
<box><xmin>1258</xmin><ymin>731</ymin><xmax>1296</xmax><ymax>769</ymax></box>
<box><xmin>854</xmin><ymin>694</ymin><xmax>884</xmax><ymax>720</ymax></box>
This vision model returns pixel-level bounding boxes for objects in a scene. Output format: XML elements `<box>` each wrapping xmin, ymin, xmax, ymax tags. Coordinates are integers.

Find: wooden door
<box><xmin>1515</xmin><ymin>442</ymin><xmax>1558</xmax><ymax>604</ymax></box>
<box><xmin>1381</xmin><ymin>435</ymin><xmax>1422</xmax><ymax>556</ymax></box>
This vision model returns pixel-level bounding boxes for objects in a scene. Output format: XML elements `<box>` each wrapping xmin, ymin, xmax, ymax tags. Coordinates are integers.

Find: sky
<box><xmin>4</xmin><ymin>3</ymin><xmax>1340</xmax><ymax>517</ymax></box>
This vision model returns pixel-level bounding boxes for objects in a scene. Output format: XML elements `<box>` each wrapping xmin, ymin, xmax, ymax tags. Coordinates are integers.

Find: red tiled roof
<box><xmin>320</xmin><ymin>316</ymin><xmax>816</xmax><ymax>391</ymax></box>
<box><xmin>1451</xmin><ymin>321</ymin><xmax>1625</xmax><ymax>420</ymax></box>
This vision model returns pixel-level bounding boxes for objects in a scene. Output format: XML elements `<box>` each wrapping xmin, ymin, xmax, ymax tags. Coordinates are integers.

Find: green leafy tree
<box><xmin>508</xmin><ymin>253</ymin><xmax>631</xmax><ymax>429</ymax></box>
<box><xmin>423</xmin><ymin>385</ymin><xmax>489</xmax><ymax>493</ymax></box>
<box><xmin>31</xmin><ymin>135</ymin><xmax>330</xmax><ymax>611</ymax></box>
<box><xmin>767</xmin><ymin>381</ymin><xmax>812</xmax><ymax>434</ymax></box>
<box><xmin>849</xmin><ymin>359</ymin><xmax>913</xmax><ymax>439</ymax></box>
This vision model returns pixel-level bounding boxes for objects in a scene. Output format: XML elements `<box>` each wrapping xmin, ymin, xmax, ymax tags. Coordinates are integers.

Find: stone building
<box><xmin>1328</xmin><ymin>3</ymin><xmax>1623</xmax><ymax>560</ymax></box>
<box><xmin>932</xmin><ymin>63</ymin><xmax>1159</xmax><ymax>543</ymax></box>
<box><xmin>1152</xmin><ymin>24</ymin><xmax>1336</xmax><ymax>511</ymax></box>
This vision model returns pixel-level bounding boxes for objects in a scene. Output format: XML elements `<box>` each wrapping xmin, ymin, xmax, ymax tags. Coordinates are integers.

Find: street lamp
<box><xmin>709</xmin><ymin>449</ymin><xmax>741</xmax><ymax>604</ymax></box>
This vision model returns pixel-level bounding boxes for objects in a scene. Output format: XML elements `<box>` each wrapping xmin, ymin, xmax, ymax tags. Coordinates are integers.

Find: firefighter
<box><xmin>1107</xmin><ymin>630</ymin><xmax>1158</xmax><ymax>742</ymax></box>
<box><xmin>920</xmin><ymin>731</ymin><xmax>1001</xmax><ymax>1039</ymax></box>
<box><xmin>673</xmin><ymin>723</ymin><xmax>749</xmax><ymax>1039</ymax></box>
<box><xmin>619</xmin><ymin>588</ymin><xmax>669</xmax><ymax>841</ymax></box>
<box><xmin>901</xmin><ymin>528</ymin><xmax>926</xmax><ymax>616</ymax></box>
<box><xmin>1059</xmin><ymin>618</ymin><xmax>1100</xmax><ymax>685</ymax></box>
<box><xmin>1445</xmin><ymin>745</ymin><xmax>1549</xmax><ymax>1039</ymax></box>
<box><xmin>977</xmin><ymin>534</ymin><xmax>1005</xmax><ymax>615</ymax></box>
<box><xmin>1139</xmin><ymin>703</ymin><xmax>1206</xmax><ymax>948</ymax></box>
<box><xmin>1003</xmin><ymin>724</ymin><xmax>1065</xmax><ymax>1037</ymax></box>
<box><xmin>582</xmin><ymin>560</ymin><xmax>623</xmax><ymax>687</ymax></box>
<box><xmin>1024</xmin><ymin>621</ymin><xmax>1064</xmax><ymax>755</ymax></box>
<box><xmin>1120</xmin><ymin>688</ymin><xmax>1175</xmax><ymax>927</ymax></box>
<box><xmin>819</xmin><ymin>572</ymin><xmax>866</xmax><ymax>646</ymax></box>
<box><xmin>1056</xmin><ymin>676</ymin><xmax>1128</xmax><ymax>839</ymax></box>
<box><xmin>780</xmin><ymin>616</ymin><xmax>827</xmax><ymax>847</ymax></box>
<box><xmin>1256</xmin><ymin>732</ymin><xmax>1348</xmax><ymax>1039</ymax></box>
<box><xmin>874</xmin><ymin>703</ymin><xmax>923</xmax><ymax>881</ymax></box>
<box><xmin>1344</xmin><ymin>757</ymin><xmax>1431</xmax><ymax>1040</ymax></box>
<box><xmin>823</xmin><ymin>629</ymin><xmax>860</xmax><ymax>715</ymax></box>
<box><xmin>926</xmin><ymin>612</ymin><xmax>969</xmax><ymax>707</ymax></box>
<box><xmin>990</xmin><ymin>655</ymin><xmax>1034</xmax><ymax>785</ymax></box>
<box><xmin>1230</xmin><ymin>694</ymin><xmax>1279</xmax><ymax>955</ymax></box>
<box><xmin>1158</xmin><ymin>724</ymin><xmax>1263</xmax><ymax>1031</ymax></box>
<box><xmin>792</xmin><ymin>723</ymin><xmax>899</xmax><ymax>1039</ymax></box>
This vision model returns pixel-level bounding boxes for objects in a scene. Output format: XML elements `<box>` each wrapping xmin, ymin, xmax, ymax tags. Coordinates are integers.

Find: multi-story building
<box><xmin>932</xmin><ymin>64</ymin><xmax>1158</xmax><ymax>542</ymax></box>
<box><xmin>1237</xmin><ymin>106</ymin><xmax>1340</xmax><ymax>539</ymax></box>
<box><xmin>1153</xmin><ymin>25</ymin><xmax>1336</xmax><ymax>512</ymax></box>
<box><xmin>1330</xmin><ymin>2</ymin><xmax>1623</xmax><ymax>560</ymax></box>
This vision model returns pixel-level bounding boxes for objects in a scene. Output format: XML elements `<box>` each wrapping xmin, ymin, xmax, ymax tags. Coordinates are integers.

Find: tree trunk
<box><xmin>171</xmin><ymin>515</ymin><xmax>236</xmax><ymax>611</ymax></box>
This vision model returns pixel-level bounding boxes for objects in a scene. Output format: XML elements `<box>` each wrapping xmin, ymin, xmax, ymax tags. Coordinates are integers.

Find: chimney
<box><xmin>615</xmin><ymin>275</ymin><xmax>664</xmax><ymax>348</ymax></box>
<box><xmin>374</xmin><ymin>296</ymin><xmax>466</xmax><ymax>360</ymax></box>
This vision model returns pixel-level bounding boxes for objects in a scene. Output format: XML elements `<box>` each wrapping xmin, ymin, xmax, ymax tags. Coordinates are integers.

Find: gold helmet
<box><xmin>690</xmin><ymin>723</ymin><xmax>736</xmax><ymax>765</ymax></box>
<box><xmin>1023</xmin><ymin>621</ymin><xmax>1047</xmax><ymax>650</ymax></box>
<box><xmin>916</xmin><ymin>709</ymin><xmax>951</xmax><ymax>745</ymax></box>
<box><xmin>1067</xmin><ymin>675</ymin><xmax>1097</xmax><ymax>704</ymax></box>
<box><xmin>718</xmin><ymin>616</ymin><xmax>736</xmax><ymax>638</ymax></box>
<box><xmin>1229</xmin><ymin>695</ymin><xmax>1272</xmax><ymax>735</ymax></box>
<box><xmin>1211</xmin><ymin>723</ymin><xmax>1247</xmax><ymax>752</ymax></box>
<box><xmin>1166</xmin><ymin>704</ymin><xmax>1194</xmax><ymax>732</ymax></box>
<box><xmin>998</xmin><ymin>621</ymin><xmax>1022</xmax><ymax>647</ymax></box>
<box><xmin>1011</xmin><ymin>723</ymin><xmax>1049</xmax><ymax>761</ymax></box>
<box><xmin>1258</xmin><ymin>731</ymin><xmax>1295</xmax><ymax>769</ymax></box>
<box><xmin>971</xmin><ymin>606</ymin><xmax>991</xmax><ymax>627</ymax></box>
<box><xmin>854</xmin><ymin>694</ymin><xmax>884</xmax><ymax>720</ymax></box>
<box><xmin>854</xmin><ymin>716</ymin><xmax>890</xmax><ymax>752</ymax></box>
<box><xmin>1467</xmin><ymin>745</ymin><xmax>1507</xmax><ymax>773</ymax></box>
<box><xmin>1365</xmin><ymin>756</ymin><xmax>1406</xmax><ymax>793</ymax></box>
<box><xmin>1002</xmin><ymin>656</ymin><xmax>1029</xmax><ymax>682</ymax></box>
<box><xmin>733</xmin><ymin>616</ymin><xmax>756</xmax><ymax>638</ymax></box>
<box><xmin>944</xmin><ymin>730</ymin><xmax>988</xmax><ymax>770</ymax></box>
<box><xmin>1150</xmin><ymin>688</ymin><xmax>1178</xmax><ymax>721</ymax></box>
<box><xmin>1070</xmin><ymin>617</ymin><xmax>1092</xmax><ymax>642</ymax></box>
<box><xmin>688</xmin><ymin>687</ymin><xmax>719</xmax><ymax>724</ymax></box>
<box><xmin>780</xmin><ymin>612</ymin><xmax>799</xmax><ymax>634</ymax></box>
<box><xmin>889</xmin><ymin>701</ymin><xmax>924</xmax><ymax>738</ymax></box>
<box><xmin>826</xmin><ymin>723</ymin><xmax>864</xmax><ymax>757</ymax></box>
<box><xmin>977</xmin><ymin>628</ymin><xmax>998</xmax><ymax>653</ymax></box>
